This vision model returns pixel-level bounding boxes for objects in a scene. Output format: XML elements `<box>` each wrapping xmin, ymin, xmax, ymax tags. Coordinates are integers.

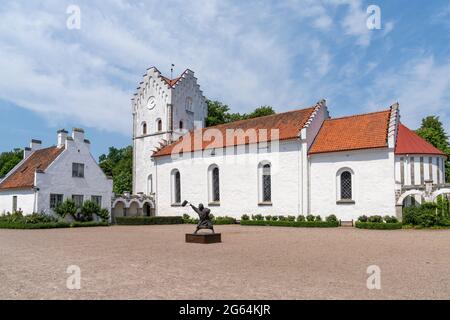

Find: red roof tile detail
<box><xmin>161</xmin><ymin>76</ymin><xmax>182</xmax><ymax>88</ymax></box>
<box><xmin>152</xmin><ymin>107</ymin><xmax>317</xmax><ymax>157</ymax></box>
<box><xmin>395</xmin><ymin>124</ymin><xmax>446</xmax><ymax>156</ymax></box>
<box><xmin>309</xmin><ymin>110</ymin><xmax>391</xmax><ymax>155</ymax></box>
<box><xmin>0</xmin><ymin>146</ymin><xmax>64</xmax><ymax>190</ymax></box>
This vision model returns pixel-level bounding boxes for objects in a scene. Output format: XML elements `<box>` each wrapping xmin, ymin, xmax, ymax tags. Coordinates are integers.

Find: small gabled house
<box><xmin>0</xmin><ymin>129</ymin><xmax>113</xmax><ymax>217</ymax></box>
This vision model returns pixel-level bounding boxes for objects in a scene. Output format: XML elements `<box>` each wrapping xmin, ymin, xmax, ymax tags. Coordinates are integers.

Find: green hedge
<box><xmin>213</xmin><ymin>217</ymin><xmax>237</xmax><ymax>225</ymax></box>
<box><xmin>240</xmin><ymin>220</ymin><xmax>339</xmax><ymax>228</ymax></box>
<box><xmin>115</xmin><ymin>216</ymin><xmax>183</xmax><ymax>225</ymax></box>
<box><xmin>355</xmin><ymin>222</ymin><xmax>403</xmax><ymax>230</ymax></box>
<box><xmin>0</xmin><ymin>221</ymin><xmax>109</xmax><ymax>229</ymax></box>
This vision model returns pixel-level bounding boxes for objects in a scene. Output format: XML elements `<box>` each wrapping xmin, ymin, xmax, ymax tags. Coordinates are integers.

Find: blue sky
<box><xmin>0</xmin><ymin>0</ymin><xmax>449</xmax><ymax>159</ymax></box>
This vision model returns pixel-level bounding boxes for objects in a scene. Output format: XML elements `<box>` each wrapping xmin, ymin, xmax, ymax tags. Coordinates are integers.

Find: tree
<box><xmin>99</xmin><ymin>146</ymin><xmax>133</xmax><ymax>195</ymax></box>
<box><xmin>0</xmin><ymin>149</ymin><xmax>23</xmax><ymax>178</ymax></box>
<box><xmin>205</xmin><ymin>99</ymin><xmax>275</xmax><ymax>127</ymax></box>
<box><xmin>416</xmin><ymin>116</ymin><xmax>450</xmax><ymax>181</ymax></box>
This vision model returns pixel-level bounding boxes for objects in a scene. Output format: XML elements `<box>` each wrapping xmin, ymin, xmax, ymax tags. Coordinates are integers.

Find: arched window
<box><xmin>179</xmin><ymin>120</ymin><xmax>184</xmax><ymax>130</ymax></box>
<box><xmin>258</xmin><ymin>162</ymin><xmax>272</xmax><ymax>204</ymax></box>
<box><xmin>208</xmin><ymin>165</ymin><xmax>220</xmax><ymax>203</ymax></box>
<box><xmin>171</xmin><ymin>169</ymin><xmax>181</xmax><ymax>204</ymax></box>
<box><xmin>156</xmin><ymin>118</ymin><xmax>162</xmax><ymax>132</ymax></box>
<box><xmin>340</xmin><ymin>171</ymin><xmax>352</xmax><ymax>200</ymax></box>
<box><xmin>142</xmin><ymin>122</ymin><xmax>147</xmax><ymax>135</ymax></box>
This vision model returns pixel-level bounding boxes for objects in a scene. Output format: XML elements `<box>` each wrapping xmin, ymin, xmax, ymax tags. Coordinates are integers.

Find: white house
<box><xmin>0</xmin><ymin>129</ymin><xmax>113</xmax><ymax>217</ymax></box>
<box><xmin>114</xmin><ymin>66</ymin><xmax>448</xmax><ymax>222</ymax></box>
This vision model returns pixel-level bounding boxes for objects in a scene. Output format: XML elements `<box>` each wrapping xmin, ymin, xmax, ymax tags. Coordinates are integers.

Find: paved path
<box><xmin>0</xmin><ymin>225</ymin><xmax>449</xmax><ymax>299</ymax></box>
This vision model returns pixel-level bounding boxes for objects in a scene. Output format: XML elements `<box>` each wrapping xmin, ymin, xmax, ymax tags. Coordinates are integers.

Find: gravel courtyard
<box><xmin>0</xmin><ymin>225</ymin><xmax>449</xmax><ymax>300</ymax></box>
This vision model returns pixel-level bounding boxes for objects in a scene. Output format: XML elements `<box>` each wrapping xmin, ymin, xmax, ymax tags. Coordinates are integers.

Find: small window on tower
<box><xmin>142</xmin><ymin>122</ymin><xmax>147</xmax><ymax>135</ymax></box>
<box><xmin>185</xmin><ymin>97</ymin><xmax>193</xmax><ymax>112</ymax></box>
<box><xmin>179</xmin><ymin>121</ymin><xmax>184</xmax><ymax>130</ymax></box>
<box><xmin>156</xmin><ymin>119</ymin><xmax>162</xmax><ymax>132</ymax></box>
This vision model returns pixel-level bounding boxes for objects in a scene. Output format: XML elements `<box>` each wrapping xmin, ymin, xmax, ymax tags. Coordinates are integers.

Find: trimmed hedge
<box><xmin>115</xmin><ymin>216</ymin><xmax>183</xmax><ymax>225</ymax></box>
<box><xmin>355</xmin><ymin>222</ymin><xmax>403</xmax><ymax>230</ymax></box>
<box><xmin>0</xmin><ymin>221</ymin><xmax>109</xmax><ymax>229</ymax></box>
<box><xmin>213</xmin><ymin>217</ymin><xmax>237</xmax><ymax>225</ymax></box>
<box><xmin>240</xmin><ymin>220</ymin><xmax>339</xmax><ymax>228</ymax></box>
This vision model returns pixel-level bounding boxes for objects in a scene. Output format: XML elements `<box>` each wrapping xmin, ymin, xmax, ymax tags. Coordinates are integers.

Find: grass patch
<box><xmin>115</xmin><ymin>216</ymin><xmax>183</xmax><ymax>225</ymax></box>
<box><xmin>355</xmin><ymin>222</ymin><xmax>402</xmax><ymax>230</ymax></box>
<box><xmin>240</xmin><ymin>220</ymin><xmax>339</xmax><ymax>228</ymax></box>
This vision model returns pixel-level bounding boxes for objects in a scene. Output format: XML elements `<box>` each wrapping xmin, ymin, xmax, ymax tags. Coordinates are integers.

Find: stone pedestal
<box><xmin>185</xmin><ymin>233</ymin><xmax>222</xmax><ymax>244</ymax></box>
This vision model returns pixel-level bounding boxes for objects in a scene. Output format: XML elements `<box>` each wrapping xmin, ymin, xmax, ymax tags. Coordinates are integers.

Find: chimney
<box><xmin>23</xmin><ymin>147</ymin><xmax>32</xmax><ymax>159</ymax></box>
<box><xmin>57</xmin><ymin>129</ymin><xmax>68</xmax><ymax>148</ymax></box>
<box><xmin>30</xmin><ymin>139</ymin><xmax>42</xmax><ymax>151</ymax></box>
<box><xmin>72</xmin><ymin>128</ymin><xmax>85</xmax><ymax>142</ymax></box>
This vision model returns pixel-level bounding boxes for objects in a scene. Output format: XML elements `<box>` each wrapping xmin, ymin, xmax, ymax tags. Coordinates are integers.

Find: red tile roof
<box><xmin>395</xmin><ymin>124</ymin><xmax>446</xmax><ymax>156</ymax></box>
<box><xmin>309</xmin><ymin>110</ymin><xmax>391</xmax><ymax>155</ymax></box>
<box><xmin>0</xmin><ymin>146</ymin><xmax>64</xmax><ymax>191</ymax></box>
<box><xmin>152</xmin><ymin>106</ymin><xmax>317</xmax><ymax>157</ymax></box>
<box><xmin>161</xmin><ymin>75</ymin><xmax>182</xmax><ymax>88</ymax></box>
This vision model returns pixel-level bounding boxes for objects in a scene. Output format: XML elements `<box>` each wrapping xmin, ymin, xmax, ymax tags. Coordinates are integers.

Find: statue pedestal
<box><xmin>185</xmin><ymin>233</ymin><xmax>221</xmax><ymax>244</ymax></box>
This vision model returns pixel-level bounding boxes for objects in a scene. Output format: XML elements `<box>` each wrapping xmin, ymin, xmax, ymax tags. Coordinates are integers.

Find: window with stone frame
<box><xmin>212</xmin><ymin>167</ymin><xmax>220</xmax><ymax>202</ymax></box>
<box><xmin>340</xmin><ymin>171</ymin><xmax>352</xmax><ymax>200</ymax></box>
<box><xmin>262</xmin><ymin>164</ymin><xmax>272</xmax><ymax>202</ymax></box>
<box><xmin>171</xmin><ymin>170</ymin><xmax>181</xmax><ymax>204</ymax></box>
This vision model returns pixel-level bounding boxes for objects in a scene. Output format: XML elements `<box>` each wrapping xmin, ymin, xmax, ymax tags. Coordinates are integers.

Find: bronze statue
<box><xmin>182</xmin><ymin>200</ymin><xmax>215</xmax><ymax>234</ymax></box>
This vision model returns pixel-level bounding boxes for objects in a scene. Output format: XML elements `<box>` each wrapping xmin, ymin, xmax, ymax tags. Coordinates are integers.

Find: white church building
<box><xmin>0</xmin><ymin>129</ymin><xmax>113</xmax><ymax>217</ymax></box>
<box><xmin>117</xmin><ymin>66</ymin><xmax>448</xmax><ymax>221</ymax></box>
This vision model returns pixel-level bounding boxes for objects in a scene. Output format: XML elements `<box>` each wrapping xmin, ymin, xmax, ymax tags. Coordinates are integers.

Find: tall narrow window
<box><xmin>12</xmin><ymin>196</ymin><xmax>17</xmax><ymax>212</ymax></box>
<box><xmin>171</xmin><ymin>170</ymin><xmax>181</xmax><ymax>204</ymax></box>
<box><xmin>420</xmin><ymin>157</ymin><xmax>424</xmax><ymax>185</ymax></box>
<box><xmin>437</xmin><ymin>158</ymin><xmax>441</xmax><ymax>184</ymax></box>
<box><xmin>147</xmin><ymin>174</ymin><xmax>153</xmax><ymax>195</ymax></box>
<box><xmin>179</xmin><ymin>121</ymin><xmax>184</xmax><ymax>130</ymax></box>
<box><xmin>142</xmin><ymin>122</ymin><xmax>147</xmax><ymax>135</ymax></box>
<box><xmin>262</xmin><ymin>164</ymin><xmax>271</xmax><ymax>202</ymax></box>
<box><xmin>429</xmin><ymin>157</ymin><xmax>433</xmax><ymax>182</ymax></box>
<box><xmin>157</xmin><ymin>119</ymin><xmax>162</xmax><ymax>132</ymax></box>
<box><xmin>341</xmin><ymin>171</ymin><xmax>352</xmax><ymax>200</ymax></box>
<box><xmin>212</xmin><ymin>167</ymin><xmax>220</xmax><ymax>202</ymax></box>
<box><xmin>410</xmin><ymin>157</ymin><xmax>415</xmax><ymax>185</ymax></box>
<box><xmin>400</xmin><ymin>157</ymin><xmax>405</xmax><ymax>185</ymax></box>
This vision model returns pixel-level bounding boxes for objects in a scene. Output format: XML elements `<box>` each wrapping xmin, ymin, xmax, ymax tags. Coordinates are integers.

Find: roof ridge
<box><xmin>206</xmin><ymin>105</ymin><xmax>317</xmax><ymax>130</ymax></box>
<box><xmin>326</xmin><ymin>109</ymin><xmax>391</xmax><ymax>122</ymax></box>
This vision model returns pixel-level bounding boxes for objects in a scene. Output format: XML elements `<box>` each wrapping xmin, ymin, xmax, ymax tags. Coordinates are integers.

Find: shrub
<box><xmin>271</xmin><ymin>216</ymin><xmax>279</xmax><ymax>221</ymax></box>
<box><xmin>356</xmin><ymin>222</ymin><xmax>402</xmax><ymax>230</ymax></box>
<box><xmin>383</xmin><ymin>215</ymin><xmax>398</xmax><ymax>224</ymax></box>
<box><xmin>252</xmin><ymin>214</ymin><xmax>264</xmax><ymax>221</ymax></box>
<box><xmin>287</xmin><ymin>215</ymin><xmax>296</xmax><ymax>222</ymax></box>
<box><xmin>241</xmin><ymin>214</ymin><xmax>250</xmax><ymax>221</ymax></box>
<box><xmin>77</xmin><ymin>200</ymin><xmax>100</xmax><ymax>222</ymax></box>
<box><xmin>24</xmin><ymin>212</ymin><xmax>58</xmax><ymax>224</ymax></box>
<box><xmin>315</xmin><ymin>215</ymin><xmax>322</xmax><ymax>222</ymax></box>
<box><xmin>54</xmin><ymin>199</ymin><xmax>77</xmax><ymax>219</ymax></box>
<box><xmin>358</xmin><ymin>215</ymin><xmax>368</xmax><ymax>223</ymax></box>
<box><xmin>214</xmin><ymin>216</ymin><xmax>236</xmax><ymax>225</ymax></box>
<box><xmin>240</xmin><ymin>220</ymin><xmax>339</xmax><ymax>228</ymax></box>
<box><xmin>297</xmin><ymin>215</ymin><xmax>305</xmax><ymax>222</ymax></box>
<box><xmin>278</xmin><ymin>216</ymin><xmax>287</xmax><ymax>221</ymax></box>
<box><xmin>265</xmin><ymin>215</ymin><xmax>272</xmax><ymax>221</ymax></box>
<box><xmin>368</xmin><ymin>215</ymin><xmax>383</xmax><ymax>223</ymax></box>
<box><xmin>326</xmin><ymin>214</ymin><xmax>338</xmax><ymax>223</ymax></box>
<box><xmin>306</xmin><ymin>214</ymin><xmax>315</xmax><ymax>222</ymax></box>
<box><xmin>97</xmin><ymin>208</ymin><xmax>110</xmax><ymax>222</ymax></box>
<box><xmin>115</xmin><ymin>216</ymin><xmax>183</xmax><ymax>225</ymax></box>
<box><xmin>417</xmin><ymin>210</ymin><xmax>438</xmax><ymax>228</ymax></box>
<box><xmin>402</xmin><ymin>207</ymin><xmax>419</xmax><ymax>225</ymax></box>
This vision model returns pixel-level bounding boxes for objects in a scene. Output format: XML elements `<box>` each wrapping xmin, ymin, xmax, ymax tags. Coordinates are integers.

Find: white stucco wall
<box><xmin>154</xmin><ymin>140</ymin><xmax>303</xmax><ymax>219</ymax></box>
<box><xmin>35</xmin><ymin>133</ymin><xmax>113</xmax><ymax>216</ymax></box>
<box><xmin>0</xmin><ymin>190</ymin><xmax>35</xmax><ymax>214</ymax></box>
<box><xmin>310</xmin><ymin>148</ymin><xmax>396</xmax><ymax>221</ymax></box>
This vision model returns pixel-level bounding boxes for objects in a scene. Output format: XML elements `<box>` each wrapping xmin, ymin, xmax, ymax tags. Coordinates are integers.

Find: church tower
<box><xmin>132</xmin><ymin>67</ymin><xmax>207</xmax><ymax>196</ymax></box>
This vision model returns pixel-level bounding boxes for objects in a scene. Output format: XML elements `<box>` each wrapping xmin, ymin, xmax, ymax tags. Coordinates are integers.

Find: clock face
<box><xmin>146</xmin><ymin>97</ymin><xmax>156</xmax><ymax>110</ymax></box>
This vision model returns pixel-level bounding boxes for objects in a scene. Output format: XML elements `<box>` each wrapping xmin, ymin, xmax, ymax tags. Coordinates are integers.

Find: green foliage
<box><xmin>368</xmin><ymin>215</ymin><xmax>383</xmax><ymax>223</ymax></box>
<box><xmin>54</xmin><ymin>199</ymin><xmax>78</xmax><ymax>219</ymax></box>
<box><xmin>403</xmin><ymin>202</ymin><xmax>450</xmax><ymax>227</ymax></box>
<box><xmin>205</xmin><ymin>99</ymin><xmax>275</xmax><ymax>127</ymax></box>
<box><xmin>355</xmin><ymin>222</ymin><xmax>403</xmax><ymax>230</ymax></box>
<box><xmin>383</xmin><ymin>215</ymin><xmax>398</xmax><ymax>224</ymax></box>
<box><xmin>265</xmin><ymin>215</ymin><xmax>272</xmax><ymax>221</ymax></box>
<box><xmin>97</xmin><ymin>208</ymin><xmax>110</xmax><ymax>222</ymax></box>
<box><xmin>297</xmin><ymin>215</ymin><xmax>306</xmax><ymax>222</ymax></box>
<box><xmin>252</xmin><ymin>214</ymin><xmax>264</xmax><ymax>221</ymax></box>
<box><xmin>315</xmin><ymin>215</ymin><xmax>322</xmax><ymax>222</ymax></box>
<box><xmin>240</xmin><ymin>220</ymin><xmax>339</xmax><ymax>228</ymax></box>
<box><xmin>415</xmin><ymin>116</ymin><xmax>450</xmax><ymax>181</ymax></box>
<box><xmin>271</xmin><ymin>216</ymin><xmax>279</xmax><ymax>221</ymax></box>
<box><xmin>326</xmin><ymin>215</ymin><xmax>338</xmax><ymax>223</ymax></box>
<box><xmin>241</xmin><ymin>214</ymin><xmax>250</xmax><ymax>221</ymax></box>
<box><xmin>287</xmin><ymin>215</ymin><xmax>296</xmax><ymax>222</ymax></box>
<box><xmin>306</xmin><ymin>214</ymin><xmax>315</xmax><ymax>222</ymax></box>
<box><xmin>0</xmin><ymin>148</ymin><xmax>23</xmax><ymax>177</ymax></box>
<box><xmin>213</xmin><ymin>216</ymin><xmax>236</xmax><ymax>225</ymax></box>
<box><xmin>79</xmin><ymin>200</ymin><xmax>100</xmax><ymax>222</ymax></box>
<box><xmin>0</xmin><ymin>220</ymin><xmax>108</xmax><ymax>229</ymax></box>
<box><xmin>436</xmin><ymin>195</ymin><xmax>450</xmax><ymax>219</ymax></box>
<box><xmin>115</xmin><ymin>216</ymin><xmax>183</xmax><ymax>225</ymax></box>
<box><xmin>278</xmin><ymin>215</ymin><xmax>287</xmax><ymax>221</ymax></box>
<box><xmin>358</xmin><ymin>215</ymin><xmax>368</xmax><ymax>222</ymax></box>
<box><xmin>99</xmin><ymin>146</ymin><xmax>133</xmax><ymax>195</ymax></box>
